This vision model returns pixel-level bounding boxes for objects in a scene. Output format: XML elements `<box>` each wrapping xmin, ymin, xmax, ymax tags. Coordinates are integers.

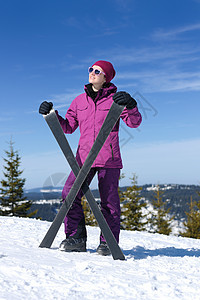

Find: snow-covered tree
<box><xmin>0</xmin><ymin>140</ymin><xmax>36</xmax><ymax>217</ymax></box>
<box><xmin>148</xmin><ymin>185</ymin><xmax>174</xmax><ymax>235</ymax></box>
<box><xmin>121</xmin><ymin>174</ymin><xmax>148</xmax><ymax>231</ymax></box>
<box><xmin>180</xmin><ymin>196</ymin><xmax>200</xmax><ymax>239</ymax></box>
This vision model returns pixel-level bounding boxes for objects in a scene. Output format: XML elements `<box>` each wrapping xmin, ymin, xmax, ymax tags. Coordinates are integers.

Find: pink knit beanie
<box><xmin>92</xmin><ymin>60</ymin><xmax>116</xmax><ymax>83</ymax></box>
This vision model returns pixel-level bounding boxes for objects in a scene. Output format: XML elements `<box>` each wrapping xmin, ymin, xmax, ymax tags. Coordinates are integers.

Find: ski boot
<box><xmin>59</xmin><ymin>237</ymin><xmax>87</xmax><ymax>252</ymax></box>
<box><xmin>97</xmin><ymin>241</ymin><xmax>111</xmax><ymax>256</ymax></box>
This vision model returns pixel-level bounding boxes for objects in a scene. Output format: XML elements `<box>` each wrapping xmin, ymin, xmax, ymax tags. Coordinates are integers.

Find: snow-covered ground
<box><xmin>1</xmin><ymin>216</ymin><xmax>200</xmax><ymax>300</ymax></box>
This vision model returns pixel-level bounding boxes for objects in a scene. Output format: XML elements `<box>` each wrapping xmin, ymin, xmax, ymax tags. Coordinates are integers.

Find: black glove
<box><xmin>39</xmin><ymin>101</ymin><xmax>53</xmax><ymax>115</ymax></box>
<box><xmin>113</xmin><ymin>91</ymin><xmax>137</xmax><ymax>109</ymax></box>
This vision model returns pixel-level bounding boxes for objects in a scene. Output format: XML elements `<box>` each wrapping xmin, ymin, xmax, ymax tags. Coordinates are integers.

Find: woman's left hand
<box><xmin>113</xmin><ymin>91</ymin><xmax>137</xmax><ymax>109</ymax></box>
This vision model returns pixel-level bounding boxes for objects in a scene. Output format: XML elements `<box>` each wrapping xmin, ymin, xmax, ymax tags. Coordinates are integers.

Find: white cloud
<box><xmin>93</xmin><ymin>44</ymin><xmax>200</xmax><ymax>65</ymax></box>
<box><xmin>43</xmin><ymin>90</ymin><xmax>83</xmax><ymax>112</ymax></box>
<box><xmin>152</xmin><ymin>23</ymin><xmax>200</xmax><ymax>40</ymax></box>
<box><xmin>86</xmin><ymin>45</ymin><xmax>200</xmax><ymax>93</ymax></box>
<box><xmin>117</xmin><ymin>70</ymin><xmax>200</xmax><ymax>92</ymax></box>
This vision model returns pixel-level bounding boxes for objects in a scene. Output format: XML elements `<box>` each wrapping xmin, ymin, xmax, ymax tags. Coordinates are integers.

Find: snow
<box><xmin>1</xmin><ymin>216</ymin><xmax>200</xmax><ymax>299</ymax></box>
<box><xmin>34</xmin><ymin>199</ymin><xmax>61</xmax><ymax>204</ymax></box>
<box><xmin>40</xmin><ymin>189</ymin><xmax>63</xmax><ymax>193</ymax></box>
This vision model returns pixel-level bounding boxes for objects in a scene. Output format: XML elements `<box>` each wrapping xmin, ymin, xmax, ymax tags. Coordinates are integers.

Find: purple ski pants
<box><xmin>62</xmin><ymin>168</ymin><xmax>121</xmax><ymax>243</ymax></box>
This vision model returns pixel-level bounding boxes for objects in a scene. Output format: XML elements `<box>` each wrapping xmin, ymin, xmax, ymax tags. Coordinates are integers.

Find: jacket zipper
<box><xmin>110</xmin><ymin>143</ymin><xmax>114</xmax><ymax>160</ymax></box>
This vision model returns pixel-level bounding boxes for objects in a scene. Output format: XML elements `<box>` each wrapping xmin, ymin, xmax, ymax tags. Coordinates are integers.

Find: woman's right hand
<box><xmin>39</xmin><ymin>101</ymin><xmax>53</xmax><ymax>115</ymax></box>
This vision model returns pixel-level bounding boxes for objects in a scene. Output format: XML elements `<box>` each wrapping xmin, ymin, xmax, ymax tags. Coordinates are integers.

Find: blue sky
<box><xmin>0</xmin><ymin>0</ymin><xmax>200</xmax><ymax>189</ymax></box>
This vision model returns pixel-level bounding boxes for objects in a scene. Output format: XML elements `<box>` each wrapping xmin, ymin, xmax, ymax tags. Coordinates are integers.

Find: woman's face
<box><xmin>89</xmin><ymin>65</ymin><xmax>106</xmax><ymax>88</ymax></box>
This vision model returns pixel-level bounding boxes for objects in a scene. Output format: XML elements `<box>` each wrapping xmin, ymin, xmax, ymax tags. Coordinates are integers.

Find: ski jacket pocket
<box><xmin>110</xmin><ymin>143</ymin><xmax>114</xmax><ymax>160</ymax></box>
<box><xmin>77</xmin><ymin>103</ymin><xmax>88</xmax><ymax>111</ymax></box>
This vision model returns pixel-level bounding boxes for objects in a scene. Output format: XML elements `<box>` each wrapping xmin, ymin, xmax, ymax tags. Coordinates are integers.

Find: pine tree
<box><xmin>149</xmin><ymin>185</ymin><xmax>174</xmax><ymax>235</ymax></box>
<box><xmin>180</xmin><ymin>196</ymin><xmax>200</xmax><ymax>239</ymax></box>
<box><xmin>81</xmin><ymin>196</ymin><xmax>98</xmax><ymax>226</ymax></box>
<box><xmin>121</xmin><ymin>174</ymin><xmax>148</xmax><ymax>231</ymax></box>
<box><xmin>0</xmin><ymin>140</ymin><xmax>36</xmax><ymax>217</ymax></box>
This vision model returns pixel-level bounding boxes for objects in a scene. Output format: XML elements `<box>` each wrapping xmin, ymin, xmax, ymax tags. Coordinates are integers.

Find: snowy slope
<box><xmin>0</xmin><ymin>217</ymin><xmax>200</xmax><ymax>300</ymax></box>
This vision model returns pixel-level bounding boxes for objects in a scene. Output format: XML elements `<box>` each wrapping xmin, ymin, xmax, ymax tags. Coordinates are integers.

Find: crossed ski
<box><xmin>39</xmin><ymin>102</ymin><xmax>125</xmax><ymax>260</ymax></box>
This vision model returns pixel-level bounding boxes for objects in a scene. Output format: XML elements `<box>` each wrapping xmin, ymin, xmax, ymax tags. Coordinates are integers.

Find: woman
<box><xmin>39</xmin><ymin>60</ymin><xmax>142</xmax><ymax>256</ymax></box>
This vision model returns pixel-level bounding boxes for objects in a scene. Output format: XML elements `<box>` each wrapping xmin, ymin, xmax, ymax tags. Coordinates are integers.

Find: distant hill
<box><xmin>25</xmin><ymin>184</ymin><xmax>200</xmax><ymax>222</ymax></box>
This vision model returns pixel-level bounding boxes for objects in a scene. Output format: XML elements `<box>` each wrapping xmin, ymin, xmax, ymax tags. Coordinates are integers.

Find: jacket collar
<box><xmin>84</xmin><ymin>83</ymin><xmax>117</xmax><ymax>102</ymax></box>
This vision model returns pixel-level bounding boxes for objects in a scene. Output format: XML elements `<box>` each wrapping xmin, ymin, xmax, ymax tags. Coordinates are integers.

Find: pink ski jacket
<box><xmin>56</xmin><ymin>84</ymin><xmax>142</xmax><ymax>169</ymax></box>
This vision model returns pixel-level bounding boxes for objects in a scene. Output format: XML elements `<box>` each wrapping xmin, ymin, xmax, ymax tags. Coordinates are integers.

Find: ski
<box><xmin>39</xmin><ymin>102</ymin><xmax>125</xmax><ymax>260</ymax></box>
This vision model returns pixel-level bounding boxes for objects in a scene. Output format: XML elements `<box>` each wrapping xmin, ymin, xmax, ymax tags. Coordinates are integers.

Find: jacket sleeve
<box><xmin>120</xmin><ymin>106</ymin><xmax>142</xmax><ymax>128</ymax></box>
<box><xmin>55</xmin><ymin>99</ymin><xmax>79</xmax><ymax>134</ymax></box>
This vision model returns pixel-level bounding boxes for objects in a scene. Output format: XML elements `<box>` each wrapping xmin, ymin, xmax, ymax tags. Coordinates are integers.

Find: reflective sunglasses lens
<box><xmin>94</xmin><ymin>69</ymin><xmax>101</xmax><ymax>75</ymax></box>
<box><xmin>88</xmin><ymin>67</ymin><xmax>93</xmax><ymax>73</ymax></box>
